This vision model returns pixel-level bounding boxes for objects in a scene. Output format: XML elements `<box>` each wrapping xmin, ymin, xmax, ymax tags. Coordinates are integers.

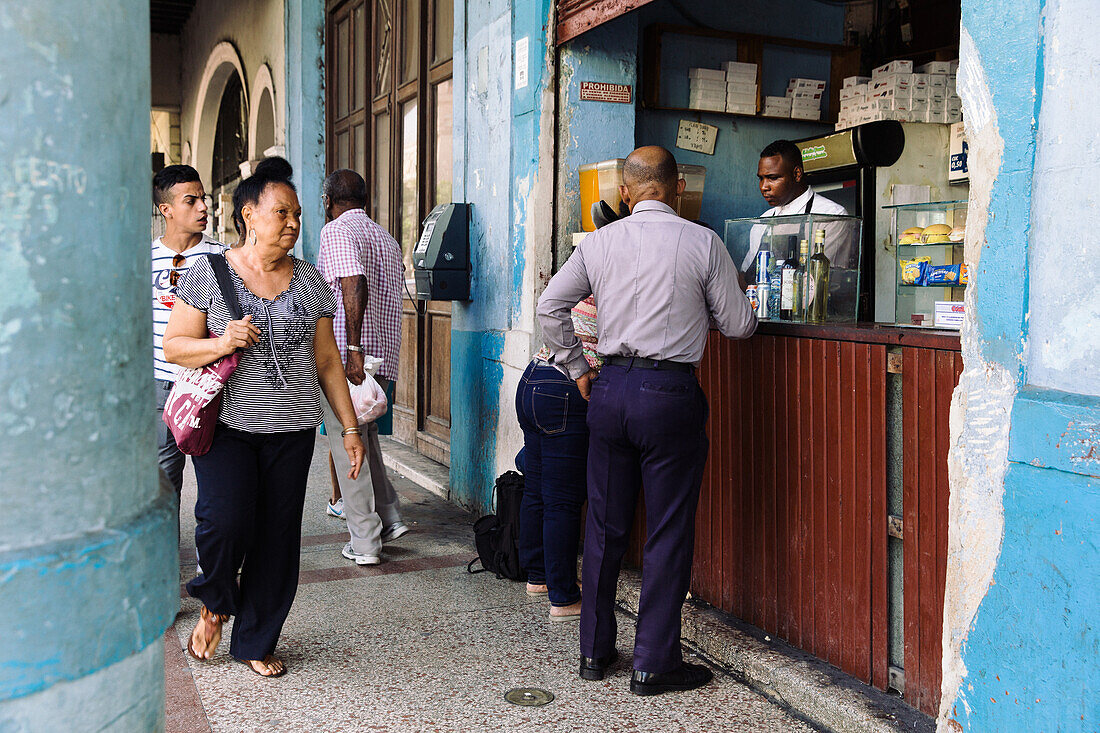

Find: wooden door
<box><xmin>327</xmin><ymin>0</ymin><xmax>454</xmax><ymax>465</ymax></box>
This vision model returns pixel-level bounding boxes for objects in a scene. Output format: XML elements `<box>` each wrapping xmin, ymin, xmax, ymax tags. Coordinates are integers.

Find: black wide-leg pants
<box><xmin>186</xmin><ymin>425</ymin><xmax>315</xmax><ymax>661</ymax></box>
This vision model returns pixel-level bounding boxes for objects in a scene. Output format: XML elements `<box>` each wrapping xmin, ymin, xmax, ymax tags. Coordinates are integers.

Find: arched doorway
<box><xmin>210</xmin><ymin>71</ymin><xmax>247</xmax><ymax>241</ymax></box>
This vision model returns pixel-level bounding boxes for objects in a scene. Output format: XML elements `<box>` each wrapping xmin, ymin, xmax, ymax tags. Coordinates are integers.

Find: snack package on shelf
<box><xmin>901</xmin><ymin>257</ymin><xmax>932</xmax><ymax>284</ymax></box>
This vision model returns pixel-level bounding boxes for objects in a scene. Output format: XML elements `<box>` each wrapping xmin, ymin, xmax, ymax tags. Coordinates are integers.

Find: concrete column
<box><xmin>0</xmin><ymin>2</ymin><xmax>176</xmax><ymax>730</ymax></box>
<box><xmin>285</xmin><ymin>0</ymin><xmax>327</xmax><ymax>263</ymax></box>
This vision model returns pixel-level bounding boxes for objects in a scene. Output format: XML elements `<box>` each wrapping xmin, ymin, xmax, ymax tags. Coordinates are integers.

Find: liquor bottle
<box><xmin>807</xmin><ymin>228</ymin><xmax>830</xmax><ymax>323</ymax></box>
<box><xmin>780</xmin><ymin>257</ymin><xmax>797</xmax><ymax>320</ymax></box>
<box><xmin>790</xmin><ymin>238</ymin><xmax>809</xmax><ymax>321</ymax></box>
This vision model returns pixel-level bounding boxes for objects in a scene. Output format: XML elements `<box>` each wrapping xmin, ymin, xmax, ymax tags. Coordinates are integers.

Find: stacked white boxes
<box><xmin>785</xmin><ymin>77</ymin><xmax>826</xmax><ymax>120</ymax></box>
<box><xmin>836</xmin><ymin>59</ymin><xmax>963</xmax><ymax>130</ymax></box>
<box><xmin>723</xmin><ymin>61</ymin><xmax>759</xmax><ymax>114</ymax></box>
<box><xmin>688</xmin><ymin>67</ymin><xmax>727</xmax><ymax>112</ymax></box>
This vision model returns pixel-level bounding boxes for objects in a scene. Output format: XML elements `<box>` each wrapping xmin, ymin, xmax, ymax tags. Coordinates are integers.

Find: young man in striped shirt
<box><xmin>152</xmin><ymin>165</ymin><xmax>225</xmax><ymax>497</ymax></box>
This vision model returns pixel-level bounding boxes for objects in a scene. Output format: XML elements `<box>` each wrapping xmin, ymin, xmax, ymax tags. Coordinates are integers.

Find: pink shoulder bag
<box><xmin>162</xmin><ymin>254</ymin><xmax>244</xmax><ymax>456</ymax></box>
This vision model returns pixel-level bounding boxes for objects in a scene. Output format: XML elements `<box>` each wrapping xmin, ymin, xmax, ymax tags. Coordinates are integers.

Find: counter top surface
<box><xmin>731</xmin><ymin>321</ymin><xmax>962</xmax><ymax>350</ymax></box>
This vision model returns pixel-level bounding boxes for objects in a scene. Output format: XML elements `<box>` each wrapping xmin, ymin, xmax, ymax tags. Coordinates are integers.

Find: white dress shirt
<box><xmin>743</xmin><ymin>186</ymin><xmax>851</xmax><ymax>272</ymax></box>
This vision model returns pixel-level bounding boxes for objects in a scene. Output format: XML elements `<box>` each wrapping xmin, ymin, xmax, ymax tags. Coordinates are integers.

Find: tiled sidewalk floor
<box><xmin>167</xmin><ymin>436</ymin><xmax>819</xmax><ymax>732</ymax></box>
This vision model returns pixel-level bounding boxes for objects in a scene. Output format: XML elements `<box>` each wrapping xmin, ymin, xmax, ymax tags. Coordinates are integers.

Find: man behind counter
<box><xmin>745</xmin><ymin>139</ymin><xmax>852</xmax><ymax>274</ymax></box>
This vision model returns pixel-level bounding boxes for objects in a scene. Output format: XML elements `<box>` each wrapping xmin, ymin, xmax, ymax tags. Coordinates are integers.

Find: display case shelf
<box><xmin>888</xmin><ymin>200</ymin><xmax>968</xmax><ymax>328</ymax></box>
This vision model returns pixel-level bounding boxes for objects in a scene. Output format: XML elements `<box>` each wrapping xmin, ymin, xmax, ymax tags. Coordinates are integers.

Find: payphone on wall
<box><xmin>412</xmin><ymin>203</ymin><xmax>470</xmax><ymax>301</ymax></box>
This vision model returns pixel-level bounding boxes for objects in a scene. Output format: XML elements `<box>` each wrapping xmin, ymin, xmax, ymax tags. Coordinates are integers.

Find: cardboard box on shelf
<box><xmin>722</xmin><ymin>60</ymin><xmax>758</xmax><ymax>77</ymax></box>
<box><xmin>872</xmin><ymin>74</ymin><xmax>911</xmax><ymax>92</ymax></box>
<box><xmin>872</xmin><ymin>59</ymin><xmax>914</xmax><ymax>77</ymax></box>
<box><xmin>946</xmin><ymin>97</ymin><xmax>962</xmax><ymax>112</ymax></box>
<box><xmin>946</xmin><ymin>109</ymin><xmax>962</xmax><ymax>123</ymax></box>
<box><xmin>929</xmin><ymin>73</ymin><xmax>948</xmax><ymax>89</ymax></box>
<box><xmin>689</xmin><ymin>67</ymin><xmax>726</xmax><ymax>81</ymax></box>
<box><xmin>726</xmin><ymin>80</ymin><xmax>757</xmax><ymax>96</ymax></box>
<box><xmin>791</xmin><ymin>107</ymin><xmax>822</xmax><ymax>121</ymax></box>
<box><xmin>690</xmin><ymin>78</ymin><xmax>726</xmax><ymax>94</ymax></box>
<box><xmin>911</xmin><ymin>85</ymin><xmax>929</xmax><ymax>101</ymax></box>
<box><xmin>843</xmin><ymin>75</ymin><xmax>871</xmax><ymax>88</ymax></box>
<box><xmin>918</xmin><ymin>60</ymin><xmax>954</xmax><ymax>75</ymax></box>
<box><xmin>910</xmin><ymin>73</ymin><xmax>929</xmax><ymax>89</ymax></box>
<box><xmin>788</xmin><ymin>89</ymin><xmax>823</xmax><ymax>102</ymax></box>
<box><xmin>764</xmin><ymin>95</ymin><xmax>792</xmax><ymax>108</ymax></box>
<box><xmin>688</xmin><ymin>90</ymin><xmax>726</xmax><ymax>111</ymax></box>
<box><xmin>726</xmin><ymin>102</ymin><xmax>756</xmax><ymax>115</ymax></box>
<box><xmin>726</xmin><ymin>92</ymin><xmax>757</xmax><ymax>109</ymax></box>
<box><xmin>788</xmin><ymin>77</ymin><xmax>827</xmax><ymax>91</ymax></box>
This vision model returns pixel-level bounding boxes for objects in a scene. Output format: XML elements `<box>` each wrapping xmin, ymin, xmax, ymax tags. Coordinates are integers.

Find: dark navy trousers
<box><xmin>515</xmin><ymin>362</ymin><xmax>588</xmax><ymax>606</ymax></box>
<box><xmin>579</xmin><ymin>363</ymin><xmax>709</xmax><ymax>674</ymax></box>
<box><xmin>186</xmin><ymin>425</ymin><xmax>315</xmax><ymax>661</ymax></box>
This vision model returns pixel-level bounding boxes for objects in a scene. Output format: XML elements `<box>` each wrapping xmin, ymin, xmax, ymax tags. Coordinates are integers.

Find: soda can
<box><xmin>756</xmin><ymin>250</ymin><xmax>772</xmax><ymax>284</ymax></box>
<box><xmin>756</xmin><ymin>282</ymin><xmax>770</xmax><ymax>319</ymax></box>
<box><xmin>746</xmin><ymin>284</ymin><xmax>758</xmax><ymax>313</ymax></box>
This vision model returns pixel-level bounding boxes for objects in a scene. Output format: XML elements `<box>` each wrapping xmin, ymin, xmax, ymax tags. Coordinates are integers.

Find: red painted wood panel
<box><xmin>621</xmin><ymin>332</ymin><xmax>958</xmax><ymax>713</ymax></box>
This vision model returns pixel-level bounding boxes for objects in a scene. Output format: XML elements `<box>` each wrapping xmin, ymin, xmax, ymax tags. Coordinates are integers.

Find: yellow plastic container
<box><xmin>578</xmin><ymin>159</ymin><xmax>707</xmax><ymax>230</ymax></box>
<box><xmin>579</xmin><ymin>159</ymin><xmax>625</xmax><ymax>231</ymax></box>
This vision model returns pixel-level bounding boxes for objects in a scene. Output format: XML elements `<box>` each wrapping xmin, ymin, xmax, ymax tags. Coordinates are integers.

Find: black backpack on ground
<box><xmin>467</xmin><ymin>471</ymin><xmax>527</xmax><ymax>581</ymax></box>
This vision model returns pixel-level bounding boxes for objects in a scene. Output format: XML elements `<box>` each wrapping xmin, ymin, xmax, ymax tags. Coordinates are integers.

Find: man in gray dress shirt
<box><xmin>537</xmin><ymin>146</ymin><xmax>757</xmax><ymax>696</ymax></box>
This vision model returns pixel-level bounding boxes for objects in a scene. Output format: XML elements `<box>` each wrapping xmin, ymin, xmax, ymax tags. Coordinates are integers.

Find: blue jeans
<box><xmin>515</xmin><ymin>361</ymin><xmax>589</xmax><ymax>606</ymax></box>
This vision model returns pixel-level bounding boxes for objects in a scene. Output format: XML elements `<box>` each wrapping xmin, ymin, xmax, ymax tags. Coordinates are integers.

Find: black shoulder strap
<box><xmin>207</xmin><ymin>253</ymin><xmax>244</xmax><ymax>321</ymax></box>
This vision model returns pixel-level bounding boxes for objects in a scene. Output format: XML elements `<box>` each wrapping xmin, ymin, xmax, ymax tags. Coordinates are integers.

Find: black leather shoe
<box><xmin>579</xmin><ymin>649</ymin><xmax>619</xmax><ymax>681</ymax></box>
<box><xmin>629</xmin><ymin>662</ymin><xmax>714</xmax><ymax>696</ymax></box>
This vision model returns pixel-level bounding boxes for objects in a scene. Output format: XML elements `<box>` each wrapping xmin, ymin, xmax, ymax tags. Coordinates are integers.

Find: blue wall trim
<box><xmin>449</xmin><ymin>329</ymin><xmax>505</xmax><ymax>511</ymax></box>
<box><xmin>960</xmin><ymin>0</ymin><xmax>1043</xmax><ymax>376</ymax></box>
<box><xmin>951</xmin><ymin>461</ymin><xmax>1098</xmax><ymax>729</ymax></box>
<box><xmin>0</xmin><ymin>491</ymin><xmax>177</xmax><ymax>700</ymax></box>
<box><xmin>1009</xmin><ymin>388</ymin><xmax>1100</xmax><ymax>479</ymax></box>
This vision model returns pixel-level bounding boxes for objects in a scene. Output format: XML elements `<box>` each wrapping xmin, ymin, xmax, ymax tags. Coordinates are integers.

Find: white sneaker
<box><xmin>342</xmin><ymin>542</ymin><xmax>380</xmax><ymax>566</ymax></box>
<box><xmin>327</xmin><ymin>498</ymin><xmax>345</xmax><ymax>519</ymax></box>
<box><xmin>381</xmin><ymin>522</ymin><xmax>410</xmax><ymax>542</ymax></box>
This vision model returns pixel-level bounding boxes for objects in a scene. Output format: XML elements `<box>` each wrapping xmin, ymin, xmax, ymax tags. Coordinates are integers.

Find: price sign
<box><xmin>675</xmin><ymin>120</ymin><xmax>719</xmax><ymax>156</ymax></box>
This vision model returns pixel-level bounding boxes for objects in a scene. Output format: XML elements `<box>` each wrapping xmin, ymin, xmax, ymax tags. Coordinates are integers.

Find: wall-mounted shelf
<box><xmin>641</xmin><ymin>23</ymin><xmax>861</xmax><ymax>122</ymax></box>
<box><xmin>643</xmin><ymin>105</ymin><xmax>839</xmax><ymax>125</ymax></box>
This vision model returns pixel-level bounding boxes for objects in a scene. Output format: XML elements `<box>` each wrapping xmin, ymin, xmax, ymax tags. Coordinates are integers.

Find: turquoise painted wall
<box><xmin>949</xmin><ymin>0</ymin><xmax>1100</xmax><ymax>729</ymax></box>
<box><xmin>286</xmin><ymin>0</ymin><xmax>327</xmax><ymax>263</ymax></box>
<box><xmin>451</xmin><ymin>0</ymin><xmax>555</xmax><ymax>513</ymax></box>
<box><xmin>0</xmin><ymin>0</ymin><xmax>176</xmax><ymax>727</ymax></box>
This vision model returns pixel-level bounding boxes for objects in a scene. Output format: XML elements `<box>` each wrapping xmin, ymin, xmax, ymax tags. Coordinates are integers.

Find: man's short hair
<box><xmin>760</xmin><ymin>140</ymin><xmax>805</xmax><ymax>172</ymax></box>
<box><xmin>323</xmin><ymin>169</ymin><xmax>367</xmax><ymax>207</ymax></box>
<box><xmin>152</xmin><ymin>165</ymin><xmax>201</xmax><ymax>205</ymax></box>
<box><xmin>622</xmin><ymin>146</ymin><xmax>679</xmax><ymax>188</ymax></box>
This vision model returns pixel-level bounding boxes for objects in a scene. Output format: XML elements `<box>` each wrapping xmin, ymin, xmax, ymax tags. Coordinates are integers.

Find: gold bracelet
<box><xmin>341</xmin><ymin>426</ymin><xmax>362</xmax><ymax>437</ymax></box>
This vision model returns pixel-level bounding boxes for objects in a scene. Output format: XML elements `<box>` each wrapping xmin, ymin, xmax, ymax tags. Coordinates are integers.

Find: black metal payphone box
<box><xmin>412</xmin><ymin>203</ymin><xmax>469</xmax><ymax>301</ymax></box>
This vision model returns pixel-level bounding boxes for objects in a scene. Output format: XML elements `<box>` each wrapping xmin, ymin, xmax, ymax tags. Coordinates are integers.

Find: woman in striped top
<box><xmin>164</xmin><ymin>171</ymin><xmax>364</xmax><ymax>678</ymax></box>
<box><xmin>515</xmin><ymin>296</ymin><xmax>601</xmax><ymax>622</ymax></box>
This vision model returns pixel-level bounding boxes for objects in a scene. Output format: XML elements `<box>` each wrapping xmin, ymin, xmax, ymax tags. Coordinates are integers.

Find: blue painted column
<box><xmin>286</xmin><ymin>0</ymin><xmax>326</xmax><ymax>262</ymax></box>
<box><xmin>0</xmin><ymin>1</ymin><xmax>177</xmax><ymax>729</ymax></box>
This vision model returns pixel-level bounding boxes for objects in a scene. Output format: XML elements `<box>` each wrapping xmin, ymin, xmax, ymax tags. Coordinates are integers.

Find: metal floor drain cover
<box><xmin>504</xmin><ymin>687</ymin><xmax>555</xmax><ymax>706</ymax></box>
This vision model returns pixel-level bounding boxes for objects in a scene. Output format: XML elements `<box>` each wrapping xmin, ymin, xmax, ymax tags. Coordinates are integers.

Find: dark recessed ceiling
<box><xmin>150</xmin><ymin>0</ymin><xmax>197</xmax><ymax>35</ymax></box>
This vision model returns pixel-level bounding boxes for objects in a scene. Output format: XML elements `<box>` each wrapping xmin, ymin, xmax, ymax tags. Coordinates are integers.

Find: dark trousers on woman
<box><xmin>515</xmin><ymin>362</ymin><xmax>588</xmax><ymax>607</ymax></box>
<box><xmin>579</xmin><ymin>363</ymin><xmax>709</xmax><ymax>674</ymax></box>
<box><xmin>186</xmin><ymin>425</ymin><xmax>315</xmax><ymax>661</ymax></box>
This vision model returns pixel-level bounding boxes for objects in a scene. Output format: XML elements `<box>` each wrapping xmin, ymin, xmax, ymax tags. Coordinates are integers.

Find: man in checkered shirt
<box><xmin>317</xmin><ymin>169</ymin><xmax>410</xmax><ymax>566</ymax></box>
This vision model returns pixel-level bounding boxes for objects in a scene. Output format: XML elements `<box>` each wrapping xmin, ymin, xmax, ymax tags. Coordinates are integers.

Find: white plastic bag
<box><xmin>347</xmin><ymin>355</ymin><xmax>387</xmax><ymax>424</ymax></box>
<box><xmin>349</xmin><ymin>376</ymin><xmax>388</xmax><ymax>424</ymax></box>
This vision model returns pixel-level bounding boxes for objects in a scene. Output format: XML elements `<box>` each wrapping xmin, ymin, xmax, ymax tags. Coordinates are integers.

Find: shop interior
<box><xmin>557</xmin><ymin>0</ymin><xmax>966</xmax><ymax>331</ymax></box>
<box><xmin>555</xmin><ymin>0</ymin><xmax>965</xmax><ymax>718</ymax></box>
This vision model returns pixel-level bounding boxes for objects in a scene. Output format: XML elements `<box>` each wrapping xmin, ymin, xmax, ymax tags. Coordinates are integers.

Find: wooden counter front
<box><xmin>624</xmin><ymin>322</ymin><xmax>960</xmax><ymax>716</ymax></box>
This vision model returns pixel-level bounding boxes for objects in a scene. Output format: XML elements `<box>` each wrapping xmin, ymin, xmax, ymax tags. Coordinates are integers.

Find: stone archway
<box><xmin>248</xmin><ymin>63</ymin><xmax>279</xmax><ymax>159</ymax></box>
<box><xmin>190</xmin><ymin>41</ymin><xmax>249</xmax><ymax>186</ymax></box>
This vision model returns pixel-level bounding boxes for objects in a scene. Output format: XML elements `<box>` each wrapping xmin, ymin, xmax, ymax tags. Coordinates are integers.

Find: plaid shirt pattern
<box><xmin>317</xmin><ymin>209</ymin><xmax>404</xmax><ymax>381</ymax></box>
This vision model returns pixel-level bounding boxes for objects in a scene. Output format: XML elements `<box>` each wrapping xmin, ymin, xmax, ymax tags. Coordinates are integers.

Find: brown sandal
<box><xmin>239</xmin><ymin>655</ymin><xmax>287</xmax><ymax>678</ymax></box>
<box><xmin>186</xmin><ymin>606</ymin><xmax>229</xmax><ymax>661</ymax></box>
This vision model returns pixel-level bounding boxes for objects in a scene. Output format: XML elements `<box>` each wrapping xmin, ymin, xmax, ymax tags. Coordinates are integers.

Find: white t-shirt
<box><xmin>152</xmin><ymin>235</ymin><xmax>226</xmax><ymax>381</ymax></box>
<box><xmin>743</xmin><ymin>186</ymin><xmax>851</xmax><ymax>271</ymax></box>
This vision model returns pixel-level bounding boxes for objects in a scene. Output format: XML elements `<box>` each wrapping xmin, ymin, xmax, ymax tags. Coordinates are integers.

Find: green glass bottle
<box><xmin>807</xmin><ymin>229</ymin><xmax>830</xmax><ymax>323</ymax></box>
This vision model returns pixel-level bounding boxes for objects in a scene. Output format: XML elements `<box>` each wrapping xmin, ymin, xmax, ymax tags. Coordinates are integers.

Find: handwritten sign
<box><xmin>675</xmin><ymin>120</ymin><xmax>719</xmax><ymax>156</ymax></box>
<box><xmin>579</xmin><ymin>82</ymin><xmax>632</xmax><ymax>104</ymax></box>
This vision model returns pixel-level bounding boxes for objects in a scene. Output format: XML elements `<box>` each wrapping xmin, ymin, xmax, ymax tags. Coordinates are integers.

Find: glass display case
<box><xmin>724</xmin><ymin>213</ymin><xmax>863</xmax><ymax>323</ymax></box>
<box><xmin>885</xmin><ymin>200</ymin><xmax>967</xmax><ymax>329</ymax></box>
